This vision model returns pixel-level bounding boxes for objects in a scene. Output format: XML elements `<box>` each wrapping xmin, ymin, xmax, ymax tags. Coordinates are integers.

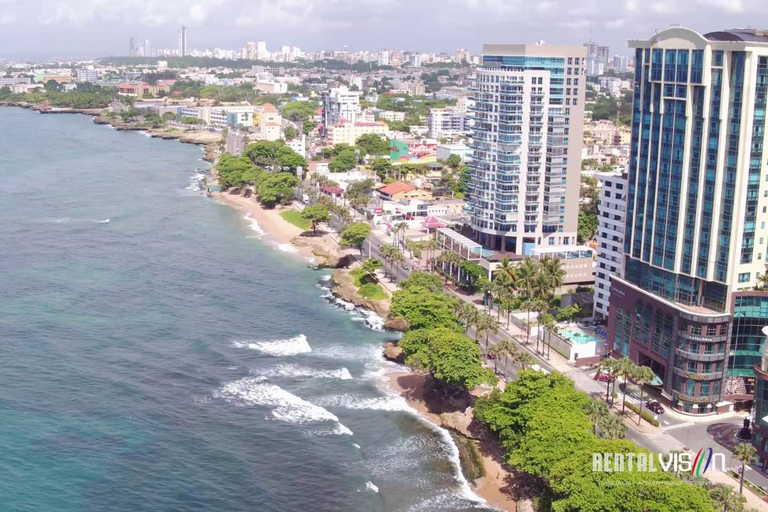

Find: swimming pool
<box><xmin>559</xmin><ymin>328</ymin><xmax>599</xmax><ymax>345</ymax></box>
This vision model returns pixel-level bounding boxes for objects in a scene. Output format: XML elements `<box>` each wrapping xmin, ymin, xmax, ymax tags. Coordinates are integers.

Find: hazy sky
<box><xmin>0</xmin><ymin>0</ymin><xmax>766</xmax><ymax>59</ymax></box>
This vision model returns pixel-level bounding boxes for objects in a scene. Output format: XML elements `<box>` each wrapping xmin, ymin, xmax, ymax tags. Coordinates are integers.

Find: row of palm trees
<box><xmin>482</xmin><ymin>256</ymin><xmax>566</xmax><ymax>355</ymax></box>
<box><xmin>598</xmin><ymin>357</ymin><xmax>656</xmax><ymax>425</ymax></box>
<box><xmin>379</xmin><ymin>244</ymin><xmax>405</xmax><ymax>280</ymax></box>
<box><xmin>584</xmin><ymin>398</ymin><xmax>628</xmax><ymax>440</ymax></box>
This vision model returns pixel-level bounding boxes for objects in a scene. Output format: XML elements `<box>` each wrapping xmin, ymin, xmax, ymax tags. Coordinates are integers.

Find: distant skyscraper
<box><xmin>467</xmin><ymin>44</ymin><xmax>586</xmax><ymax>254</ymax></box>
<box><xmin>178</xmin><ymin>26</ymin><xmax>187</xmax><ymax>57</ymax></box>
<box><xmin>129</xmin><ymin>37</ymin><xmax>135</xmax><ymax>57</ymax></box>
<box><xmin>584</xmin><ymin>41</ymin><xmax>609</xmax><ymax>76</ymax></box>
<box><xmin>378</xmin><ymin>49</ymin><xmax>390</xmax><ymax>66</ymax></box>
<box><xmin>606</xmin><ymin>27</ymin><xmax>768</xmax><ymax>417</ymax></box>
<box><xmin>245</xmin><ymin>41</ymin><xmax>256</xmax><ymax>60</ymax></box>
<box><xmin>257</xmin><ymin>41</ymin><xmax>268</xmax><ymax>61</ymax></box>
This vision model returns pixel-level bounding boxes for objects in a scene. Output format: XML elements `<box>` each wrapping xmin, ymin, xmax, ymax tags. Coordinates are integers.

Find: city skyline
<box><xmin>1</xmin><ymin>0</ymin><xmax>767</xmax><ymax>59</ymax></box>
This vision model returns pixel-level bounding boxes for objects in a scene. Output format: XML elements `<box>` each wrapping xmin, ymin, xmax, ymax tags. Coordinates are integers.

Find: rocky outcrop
<box><xmin>383</xmin><ymin>341</ymin><xmax>404</xmax><ymax>363</ymax></box>
<box><xmin>330</xmin><ymin>268</ymin><xmax>390</xmax><ymax>317</ymax></box>
<box><xmin>291</xmin><ymin>238</ymin><xmax>349</xmax><ymax>269</ymax></box>
<box><xmin>440</xmin><ymin>407</ymin><xmax>491</xmax><ymax>441</ymax></box>
<box><xmin>384</xmin><ymin>317</ymin><xmax>409</xmax><ymax>332</ymax></box>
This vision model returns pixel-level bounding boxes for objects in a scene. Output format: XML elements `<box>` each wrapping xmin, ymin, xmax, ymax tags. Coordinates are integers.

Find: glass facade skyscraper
<box><xmin>467</xmin><ymin>44</ymin><xmax>586</xmax><ymax>255</ymax></box>
<box><xmin>607</xmin><ymin>28</ymin><xmax>768</xmax><ymax>415</ymax></box>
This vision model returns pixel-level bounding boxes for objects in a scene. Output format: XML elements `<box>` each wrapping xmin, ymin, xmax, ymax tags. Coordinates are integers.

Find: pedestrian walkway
<box><xmin>661</xmin><ymin>421</ymin><xmax>695</xmax><ymax>432</ymax></box>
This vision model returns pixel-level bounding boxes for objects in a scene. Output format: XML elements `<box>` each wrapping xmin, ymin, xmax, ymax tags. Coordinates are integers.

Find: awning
<box><xmin>421</xmin><ymin>216</ymin><xmax>446</xmax><ymax>229</ymax></box>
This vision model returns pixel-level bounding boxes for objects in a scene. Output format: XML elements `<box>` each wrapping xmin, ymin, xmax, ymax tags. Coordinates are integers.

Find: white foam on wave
<box><xmin>97</xmin><ymin>218</ymin><xmax>110</xmax><ymax>224</ymax></box>
<box><xmin>317</xmin><ymin>389</ymin><xmax>485</xmax><ymax>505</ymax></box>
<box><xmin>139</xmin><ymin>130</ymin><xmax>152</xmax><ymax>138</ymax></box>
<box><xmin>256</xmin><ymin>363</ymin><xmax>352</xmax><ymax>381</ymax></box>
<box><xmin>186</xmin><ymin>172</ymin><xmax>206</xmax><ymax>192</ymax></box>
<box><xmin>214</xmin><ymin>377</ymin><xmax>352</xmax><ymax>435</ymax></box>
<box><xmin>365</xmin><ymin>481</ymin><xmax>379</xmax><ymax>493</ymax></box>
<box><xmin>243</xmin><ymin>213</ymin><xmax>265</xmax><ymax>237</ymax></box>
<box><xmin>232</xmin><ymin>334</ymin><xmax>311</xmax><ymax>356</ymax></box>
<box><xmin>276</xmin><ymin>243</ymin><xmax>299</xmax><ymax>254</ymax></box>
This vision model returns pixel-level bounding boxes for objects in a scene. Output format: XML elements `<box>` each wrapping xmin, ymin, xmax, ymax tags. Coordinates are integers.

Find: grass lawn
<box><xmin>350</xmin><ymin>268</ymin><xmax>366</xmax><ymax>287</ymax></box>
<box><xmin>280</xmin><ymin>210</ymin><xmax>311</xmax><ymax>231</ymax></box>
<box><xmin>358</xmin><ymin>283</ymin><xmax>388</xmax><ymax>301</ymax></box>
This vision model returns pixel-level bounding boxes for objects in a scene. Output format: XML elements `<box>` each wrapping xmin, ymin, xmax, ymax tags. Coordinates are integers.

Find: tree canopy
<box><xmin>243</xmin><ymin>140</ymin><xmax>307</xmax><ymax>173</ymax></box>
<box><xmin>339</xmin><ymin>222</ymin><xmax>371</xmax><ymax>254</ymax></box>
<box><xmin>356</xmin><ymin>134</ymin><xmax>390</xmax><ymax>156</ymax></box>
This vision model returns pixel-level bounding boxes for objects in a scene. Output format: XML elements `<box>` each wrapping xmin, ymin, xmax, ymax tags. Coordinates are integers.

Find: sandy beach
<box><xmin>387</xmin><ymin>371</ymin><xmax>517</xmax><ymax>512</ymax></box>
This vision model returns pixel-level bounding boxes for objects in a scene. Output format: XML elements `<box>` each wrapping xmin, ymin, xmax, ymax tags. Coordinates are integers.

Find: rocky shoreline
<box><xmin>1</xmin><ymin>101</ymin><xmax>221</xmax><ymax>163</ymax></box>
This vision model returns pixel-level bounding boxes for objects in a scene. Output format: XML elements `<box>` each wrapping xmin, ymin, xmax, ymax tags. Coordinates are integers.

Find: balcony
<box><xmin>672</xmin><ymin>367</ymin><xmax>724</xmax><ymax>381</ymax></box>
<box><xmin>674</xmin><ymin>348</ymin><xmax>725</xmax><ymax>362</ymax></box>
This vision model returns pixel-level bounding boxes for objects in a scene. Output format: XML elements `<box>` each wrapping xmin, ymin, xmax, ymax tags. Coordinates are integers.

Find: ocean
<box><xmin>0</xmin><ymin>107</ymin><xmax>491</xmax><ymax>512</ymax></box>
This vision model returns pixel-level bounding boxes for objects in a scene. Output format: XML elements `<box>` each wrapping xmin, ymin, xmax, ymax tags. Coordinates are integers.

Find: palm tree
<box><xmin>478</xmin><ymin>278</ymin><xmax>494</xmax><ymax>313</ymax></box>
<box><xmin>616</xmin><ymin>358</ymin><xmax>635</xmax><ymax>415</ymax></box>
<box><xmin>515</xmin><ymin>351</ymin><xmax>535</xmax><ymax>371</ymax></box>
<box><xmin>599</xmin><ymin>358</ymin><xmax>622</xmax><ymax>405</ymax></box>
<box><xmin>457</xmin><ymin>303</ymin><xmax>480</xmax><ymax>335</ymax></box>
<box><xmin>710</xmin><ymin>484</ymin><xmax>746</xmax><ymax>512</ymax></box>
<box><xmin>585</xmin><ymin>399</ymin><xmax>610</xmax><ymax>436</ymax></box>
<box><xmin>600</xmin><ymin>415</ymin><xmax>627</xmax><ymax>440</ymax></box>
<box><xmin>758</xmin><ymin>271</ymin><xmax>768</xmax><ymax>290</ymax></box>
<box><xmin>388</xmin><ymin>249</ymin><xmax>406</xmax><ymax>282</ymax></box>
<box><xmin>475</xmin><ymin>313</ymin><xmax>499</xmax><ymax>351</ymax></box>
<box><xmin>425</xmin><ymin>238</ymin><xmax>440</xmax><ymax>269</ymax></box>
<box><xmin>734</xmin><ymin>443</ymin><xmax>757</xmax><ymax>495</ymax></box>
<box><xmin>540</xmin><ymin>256</ymin><xmax>566</xmax><ymax>295</ymax></box>
<box><xmin>394</xmin><ymin>221</ymin><xmax>409</xmax><ymax>252</ymax></box>
<box><xmin>633</xmin><ymin>365</ymin><xmax>656</xmax><ymax>425</ymax></box>
<box><xmin>531</xmin><ymin>299</ymin><xmax>549</xmax><ymax>355</ymax></box>
<box><xmin>515</xmin><ymin>257</ymin><xmax>540</xmax><ymax>344</ymax></box>
<box><xmin>487</xmin><ymin>344</ymin><xmax>501</xmax><ymax>373</ymax></box>
<box><xmin>379</xmin><ymin>244</ymin><xmax>397</xmax><ymax>278</ymax></box>
<box><xmin>495</xmin><ymin>339</ymin><xmax>517</xmax><ymax>377</ymax></box>
<box><xmin>494</xmin><ymin>257</ymin><xmax>518</xmax><ymax>287</ymax></box>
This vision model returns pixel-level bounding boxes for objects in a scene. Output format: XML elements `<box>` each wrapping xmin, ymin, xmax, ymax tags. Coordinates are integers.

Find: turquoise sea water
<box><xmin>0</xmin><ymin>108</ymin><xmax>491</xmax><ymax>512</ymax></box>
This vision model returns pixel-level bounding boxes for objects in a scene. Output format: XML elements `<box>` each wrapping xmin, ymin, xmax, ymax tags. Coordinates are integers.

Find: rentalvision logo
<box><xmin>592</xmin><ymin>448</ymin><xmax>725</xmax><ymax>475</ymax></box>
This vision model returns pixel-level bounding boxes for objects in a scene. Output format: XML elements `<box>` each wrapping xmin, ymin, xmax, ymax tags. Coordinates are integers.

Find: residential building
<box><xmin>531</xmin><ymin>245</ymin><xmax>596</xmax><ymax>288</ymax></box>
<box><xmin>179</xmin><ymin>26</ymin><xmax>187</xmax><ymax>57</ymax></box>
<box><xmin>76</xmin><ymin>67</ymin><xmax>99</xmax><ymax>83</ymax></box>
<box><xmin>436</xmin><ymin>143</ymin><xmax>472</xmax><ymax>162</ymax></box>
<box><xmin>467</xmin><ymin>43</ymin><xmax>586</xmax><ymax>255</ymax></box>
<box><xmin>606</xmin><ymin>27</ymin><xmax>768</xmax><ymax>416</ymax></box>
<box><xmin>752</xmin><ymin>327</ymin><xmax>768</xmax><ymax>469</ymax></box>
<box><xmin>585</xmin><ymin>41</ymin><xmax>610</xmax><ymax>76</ymax></box>
<box><xmin>255</xmin><ymin>80</ymin><xmax>288</xmax><ymax>94</ymax></box>
<box><xmin>593</xmin><ymin>170</ymin><xmax>627</xmax><ymax>322</ymax></box>
<box><xmin>377</xmin><ymin>181</ymin><xmax>433</xmax><ymax>201</ymax></box>
<box><xmin>254</xmin><ymin>103</ymin><xmax>282</xmax><ymax>141</ymax></box>
<box><xmin>428</xmin><ymin>107</ymin><xmax>466</xmax><ymax>139</ymax></box>
<box><xmin>327</xmin><ymin>122</ymin><xmax>388</xmax><ymax>146</ymax></box>
<box><xmin>321</xmin><ymin>86</ymin><xmax>361</xmax><ymax>136</ymax></box>
<box><xmin>378</xmin><ymin>111</ymin><xmax>406</xmax><ymax>122</ymax></box>
<box><xmin>0</xmin><ymin>76</ymin><xmax>31</xmax><ymax>87</ymax></box>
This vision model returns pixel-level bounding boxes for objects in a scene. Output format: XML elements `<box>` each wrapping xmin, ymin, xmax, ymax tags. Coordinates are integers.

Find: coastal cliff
<box><xmin>330</xmin><ymin>268</ymin><xmax>390</xmax><ymax>317</ymax></box>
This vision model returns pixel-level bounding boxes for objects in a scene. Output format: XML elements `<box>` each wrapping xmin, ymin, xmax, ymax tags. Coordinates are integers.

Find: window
<box><xmin>739</xmin><ymin>272</ymin><xmax>751</xmax><ymax>283</ymax></box>
<box><xmin>706</xmin><ymin>325</ymin><xmax>717</xmax><ymax>336</ymax></box>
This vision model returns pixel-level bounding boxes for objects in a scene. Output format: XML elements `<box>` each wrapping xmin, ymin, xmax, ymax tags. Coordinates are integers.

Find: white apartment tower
<box><xmin>593</xmin><ymin>170</ymin><xmax>627</xmax><ymax>321</ymax></box>
<box><xmin>178</xmin><ymin>26</ymin><xmax>187</xmax><ymax>57</ymax></box>
<box><xmin>468</xmin><ymin>44</ymin><xmax>586</xmax><ymax>254</ymax></box>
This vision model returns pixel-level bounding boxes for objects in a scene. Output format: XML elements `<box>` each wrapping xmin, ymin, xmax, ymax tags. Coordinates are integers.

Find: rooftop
<box><xmin>378</xmin><ymin>181</ymin><xmax>416</xmax><ymax>196</ymax></box>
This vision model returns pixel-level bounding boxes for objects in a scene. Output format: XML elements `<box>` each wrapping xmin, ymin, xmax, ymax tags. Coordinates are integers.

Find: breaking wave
<box><xmin>232</xmin><ymin>334</ymin><xmax>311</xmax><ymax>356</ymax></box>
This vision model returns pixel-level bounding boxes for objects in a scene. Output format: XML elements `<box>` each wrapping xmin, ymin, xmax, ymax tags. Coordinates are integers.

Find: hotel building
<box><xmin>606</xmin><ymin>27</ymin><xmax>768</xmax><ymax>415</ymax></box>
<box><xmin>467</xmin><ymin>44</ymin><xmax>586</xmax><ymax>255</ymax></box>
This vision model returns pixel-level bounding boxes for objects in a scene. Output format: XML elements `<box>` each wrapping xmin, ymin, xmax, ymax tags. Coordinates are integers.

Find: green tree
<box><xmin>283</xmin><ymin>126</ymin><xmax>298</xmax><ymax>140</ymax></box>
<box><xmin>400</xmin><ymin>271</ymin><xmax>444</xmax><ymax>294</ymax></box>
<box><xmin>356</xmin><ymin>133</ymin><xmax>390</xmax><ymax>156</ymax></box>
<box><xmin>427</xmin><ymin>328</ymin><xmax>497</xmax><ymax>393</ymax></box>
<box><xmin>329</xmin><ymin>148</ymin><xmax>357</xmax><ymax>172</ymax></box>
<box><xmin>302</xmin><ymin>120</ymin><xmax>318</xmax><ymax>134</ymax></box>
<box><xmin>370</xmin><ymin>158</ymin><xmax>392</xmax><ymax>180</ymax></box>
<box><xmin>281</xmin><ymin>101</ymin><xmax>319</xmax><ymax>122</ymax></box>
<box><xmin>360</xmin><ymin>258</ymin><xmax>383</xmax><ymax>283</ymax></box>
<box><xmin>217</xmin><ymin>153</ymin><xmax>258</xmax><ymax>188</ymax></box>
<box><xmin>733</xmin><ymin>443</ymin><xmax>757</xmax><ymax>495</ymax></box>
<box><xmin>585</xmin><ymin>398</ymin><xmax>610</xmax><ymax>436</ymax></box>
<box><xmin>300</xmin><ymin>204</ymin><xmax>330</xmax><ymax>234</ymax></box>
<box><xmin>389</xmin><ymin>288</ymin><xmax>461</xmax><ymax>332</ymax></box>
<box><xmin>161</xmin><ymin>111</ymin><xmax>177</xmax><ymax>122</ymax></box>
<box><xmin>710</xmin><ymin>484</ymin><xmax>746</xmax><ymax>512</ymax></box>
<box><xmin>445</xmin><ymin>153</ymin><xmax>462</xmax><ymax>169</ymax></box>
<box><xmin>475</xmin><ymin>312</ymin><xmax>499</xmax><ymax>351</ymax></box>
<box><xmin>633</xmin><ymin>365</ymin><xmax>656</xmax><ymax>424</ymax></box>
<box><xmin>339</xmin><ymin>222</ymin><xmax>371</xmax><ymax>254</ymax></box>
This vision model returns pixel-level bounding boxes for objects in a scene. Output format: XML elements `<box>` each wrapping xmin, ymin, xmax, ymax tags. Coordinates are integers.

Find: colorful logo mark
<box><xmin>691</xmin><ymin>447</ymin><xmax>714</xmax><ymax>476</ymax></box>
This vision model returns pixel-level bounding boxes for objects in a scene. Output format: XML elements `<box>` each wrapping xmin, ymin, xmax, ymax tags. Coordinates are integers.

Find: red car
<box><xmin>487</xmin><ymin>352</ymin><xmax>497</xmax><ymax>360</ymax></box>
<box><xmin>645</xmin><ymin>400</ymin><xmax>665</xmax><ymax>414</ymax></box>
<box><xmin>594</xmin><ymin>372</ymin><xmax>613</xmax><ymax>382</ymax></box>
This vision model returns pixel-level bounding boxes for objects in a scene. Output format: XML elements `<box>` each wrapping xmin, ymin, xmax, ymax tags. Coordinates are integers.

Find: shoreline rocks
<box><xmin>330</xmin><ymin>268</ymin><xmax>390</xmax><ymax>318</ymax></box>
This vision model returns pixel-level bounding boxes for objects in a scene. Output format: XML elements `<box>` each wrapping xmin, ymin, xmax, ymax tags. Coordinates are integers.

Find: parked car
<box><xmin>594</xmin><ymin>372</ymin><xmax>613</xmax><ymax>382</ymax></box>
<box><xmin>645</xmin><ymin>400</ymin><xmax>665</xmax><ymax>414</ymax></box>
<box><xmin>487</xmin><ymin>352</ymin><xmax>497</xmax><ymax>360</ymax></box>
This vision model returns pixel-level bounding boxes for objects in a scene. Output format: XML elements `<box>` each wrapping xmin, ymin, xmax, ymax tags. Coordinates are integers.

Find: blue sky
<box><xmin>0</xmin><ymin>0</ymin><xmax>763</xmax><ymax>59</ymax></box>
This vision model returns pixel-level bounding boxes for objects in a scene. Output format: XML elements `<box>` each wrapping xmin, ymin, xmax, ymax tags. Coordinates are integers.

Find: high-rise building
<box><xmin>606</xmin><ymin>27</ymin><xmax>768</xmax><ymax>416</ymax></box>
<box><xmin>378</xmin><ymin>49</ymin><xmax>390</xmax><ymax>66</ymax></box>
<box><xmin>321</xmin><ymin>86</ymin><xmax>361</xmax><ymax>137</ymax></box>
<box><xmin>245</xmin><ymin>41</ymin><xmax>256</xmax><ymax>60</ymax></box>
<box><xmin>178</xmin><ymin>26</ymin><xmax>187</xmax><ymax>57</ymax></box>
<box><xmin>129</xmin><ymin>37</ymin><xmax>135</xmax><ymax>57</ymax></box>
<box><xmin>585</xmin><ymin>41</ymin><xmax>610</xmax><ymax>76</ymax></box>
<box><xmin>257</xmin><ymin>41</ymin><xmax>268</xmax><ymax>61</ymax></box>
<box><xmin>593</xmin><ymin>170</ymin><xmax>627</xmax><ymax>322</ymax></box>
<box><xmin>467</xmin><ymin>43</ymin><xmax>586</xmax><ymax>254</ymax></box>
<box><xmin>428</xmin><ymin>107</ymin><xmax>466</xmax><ymax>139</ymax></box>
